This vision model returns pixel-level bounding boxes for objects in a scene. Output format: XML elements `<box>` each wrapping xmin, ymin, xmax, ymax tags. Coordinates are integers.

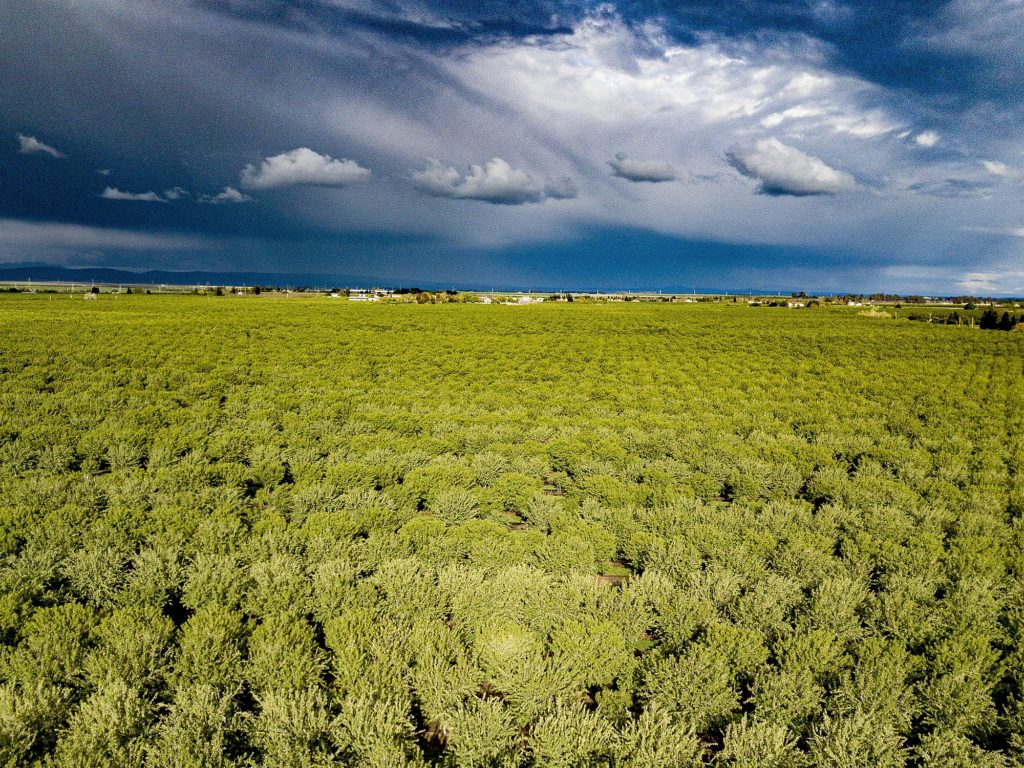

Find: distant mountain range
<box><xmin>0</xmin><ymin>263</ymin><xmax>768</xmax><ymax>295</ymax></box>
<box><xmin>0</xmin><ymin>264</ymin><xmax>400</xmax><ymax>291</ymax></box>
<box><xmin>1</xmin><ymin>263</ymin><xmax>987</xmax><ymax>298</ymax></box>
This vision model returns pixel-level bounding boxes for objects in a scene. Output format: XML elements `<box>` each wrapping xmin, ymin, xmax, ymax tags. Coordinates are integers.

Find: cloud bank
<box><xmin>0</xmin><ymin>218</ymin><xmax>208</xmax><ymax>253</ymax></box>
<box><xmin>412</xmin><ymin>158</ymin><xmax>575</xmax><ymax>205</ymax></box>
<box><xmin>905</xmin><ymin>177</ymin><xmax>991</xmax><ymax>198</ymax></box>
<box><xmin>725</xmin><ymin>139</ymin><xmax>856</xmax><ymax>196</ymax></box>
<box><xmin>3</xmin><ymin>2</ymin><xmax>1024</xmax><ymax>293</ymax></box>
<box><xmin>609</xmin><ymin>153</ymin><xmax>677</xmax><ymax>183</ymax></box>
<box><xmin>101</xmin><ymin>184</ymin><xmax>253</xmax><ymax>205</ymax></box>
<box><xmin>240</xmin><ymin>148</ymin><xmax>371</xmax><ymax>189</ymax></box>
<box><xmin>17</xmin><ymin>133</ymin><xmax>64</xmax><ymax>158</ymax></box>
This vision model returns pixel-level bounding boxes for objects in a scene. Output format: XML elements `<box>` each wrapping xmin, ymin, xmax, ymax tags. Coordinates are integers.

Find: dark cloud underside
<box><xmin>0</xmin><ymin>0</ymin><xmax>1021</xmax><ymax>293</ymax></box>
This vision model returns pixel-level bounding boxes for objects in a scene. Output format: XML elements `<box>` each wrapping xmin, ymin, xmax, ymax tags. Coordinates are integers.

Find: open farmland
<box><xmin>1</xmin><ymin>294</ymin><xmax>1023</xmax><ymax>766</ymax></box>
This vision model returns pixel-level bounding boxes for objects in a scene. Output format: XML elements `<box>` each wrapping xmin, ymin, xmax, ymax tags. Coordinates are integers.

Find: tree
<box><xmin>50</xmin><ymin>680</ymin><xmax>151</xmax><ymax>768</ymax></box>
<box><xmin>718</xmin><ymin>717</ymin><xmax>804</xmax><ymax>767</ymax></box>
<box><xmin>148</xmin><ymin>684</ymin><xmax>239</xmax><ymax>768</ymax></box>
<box><xmin>527</xmin><ymin>700</ymin><xmax>613</xmax><ymax>767</ymax></box>
<box><xmin>247</xmin><ymin>688</ymin><xmax>337</xmax><ymax>767</ymax></box>
<box><xmin>172</xmin><ymin>606</ymin><xmax>247</xmax><ymax>692</ymax></box>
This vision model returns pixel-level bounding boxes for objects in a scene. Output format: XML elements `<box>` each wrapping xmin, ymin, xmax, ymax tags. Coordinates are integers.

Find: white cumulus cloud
<box><xmin>914</xmin><ymin>131</ymin><xmax>940</xmax><ymax>147</ymax></box>
<box><xmin>200</xmin><ymin>186</ymin><xmax>253</xmax><ymax>204</ymax></box>
<box><xmin>240</xmin><ymin>147</ymin><xmax>371</xmax><ymax>189</ymax></box>
<box><xmin>982</xmin><ymin>160</ymin><xmax>1009</xmax><ymax>176</ymax></box>
<box><xmin>725</xmin><ymin>138</ymin><xmax>856</xmax><ymax>196</ymax></box>
<box><xmin>412</xmin><ymin>158</ymin><xmax>573</xmax><ymax>205</ymax></box>
<box><xmin>980</xmin><ymin>160</ymin><xmax>1021</xmax><ymax>180</ymax></box>
<box><xmin>608</xmin><ymin>153</ymin><xmax>677</xmax><ymax>183</ymax></box>
<box><xmin>17</xmin><ymin>133</ymin><xmax>65</xmax><ymax>158</ymax></box>
<box><xmin>100</xmin><ymin>186</ymin><xmax>165</xmax><ymax>202</ymax></box>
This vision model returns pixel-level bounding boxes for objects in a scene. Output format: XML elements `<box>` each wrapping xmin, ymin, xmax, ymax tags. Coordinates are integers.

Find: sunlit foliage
<box><xmin>1</xmin><ymin>294</ymin><xmax>1023</xmax><ymax>764</ymax></box>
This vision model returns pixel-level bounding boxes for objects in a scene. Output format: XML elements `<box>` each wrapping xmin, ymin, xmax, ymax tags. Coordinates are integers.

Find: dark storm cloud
<box><xmin>193</xmin><ymin>0</ymin><xmax>576</xmax><ymax>45</ymax></box>
<box><xmin>0</xmin><ymin>0</ymin><xmax>1021</xmax><ymax>292</ymax></box>
<box><xmin>192</xmin><ymin>0</ymin><xmax>1017</xmax><ymax>107</ymax></box>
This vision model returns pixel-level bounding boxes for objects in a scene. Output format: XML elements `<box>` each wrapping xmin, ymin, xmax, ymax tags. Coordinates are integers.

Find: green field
<box><xmin>1</xmin><ymin>294</ymin><xmax>1023</xmax><ymax>766</ymax></box>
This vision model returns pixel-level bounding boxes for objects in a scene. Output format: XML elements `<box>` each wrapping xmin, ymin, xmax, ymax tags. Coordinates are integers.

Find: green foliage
<box><xmin>641</xmin><ymin>644</ymin><xmax>740</xmax><ymax>732</ymax></box>
<box><xmin>527</xmin><ymin>700</ymin><xmax>613</xmax><ymax>767</ymax></box>
<box><xmin>84</xmin><ymin>606</ymin><xmax>175</xmax><ymax>690</ymax></box>
<box><xmin>172</xmin><ymin>606</ymin><xmax>247</xmax><ymax>692</ymax></box>
<box><xmin>0</xmin><ymin>680</ymin><xmax>73</xmax><ymax>766</ymax></box>
<box><xmin>807</xmin><ymin>710</ymin><xmax>906</xmax><ymax>768</ymax></box>
<box><xmin>248</xmin><ymin>687</ymin><xmax>337</xmax><ymax>768</ymax></box>
<box><xmin>717</xmin><ymin>717</ymin><xmax>805</xmax><ymax>768</ymax></box>
<box><xmin>481</xmin><ymin>472</ymin><xmax>543</xmax><ymax>516</ymax></box>
<box><xmin>1</xmin><ymin>295</ymin><xmax>1023</xmax><ymax>763</ymax></box>
<box><xmin>148</xmin><ymin>684</ymin><xmax>240</xmax><ymax>768</ymax></box>
<box><xmin>246</xmin><ymin>614</ymin><xmax>323</xmax><ymax>694</ymax></box>
<box><xmin>442</xmin><ymin>698</ymin><xmax>519</xmax><ymax>768</ymax></box>
<box><xmin>245</xmin><ymin>554</ymin><xmax>312</xmax><ymax>618</ymax></box>
<box><xmin>430</xmin><ymin>487</ymin><xmax>480</xmax><ymax>526</ymax></box>
<box><xmin>181</xmin><ymin>553</ymin><xmax>250</xmax><ymax>612</ymax></box>
<box><xmin>49</xmin><ymin>680</ymin><xmax>151</xmax><ymax>768</ymax></box>
<box><xmin>1</xmin><ymin>603</ymin><xmax>97</xmax><ymax>690</ymax></box>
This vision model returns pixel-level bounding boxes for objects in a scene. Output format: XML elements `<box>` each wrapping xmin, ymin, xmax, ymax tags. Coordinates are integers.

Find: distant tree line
<box><xmin>979</xmin><ymin>308</ymin><xmax>1022</xmax><ymax>330</ymax></box>
<box><xmin>903</xmin><ymin>308</ymin><xmax>1023</xmax><ymax>331</ymax></box>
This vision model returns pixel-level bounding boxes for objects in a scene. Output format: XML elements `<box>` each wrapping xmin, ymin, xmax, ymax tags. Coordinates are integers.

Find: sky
<box><xmin>1</xmin><ymin>0</ymin><xmax>1023</xmax><ymax>294</ymax></box>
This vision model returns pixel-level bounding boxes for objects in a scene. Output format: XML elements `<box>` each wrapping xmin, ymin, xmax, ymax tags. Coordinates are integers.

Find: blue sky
<box><xmin>1</xmin><ymin>0</ymin><xmax>1022</xmax><ymax>293</ymax></box>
